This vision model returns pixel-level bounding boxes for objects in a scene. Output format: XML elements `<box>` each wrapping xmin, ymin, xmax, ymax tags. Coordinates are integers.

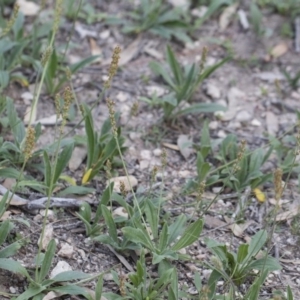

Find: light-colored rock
<box><xmin>113</xmin><ymin>207</ymin><xmax>128</xmax><ymax>219</ymax></box>
<box><xmin>38</xmin><ymin>224</ymin><xmax>53</xmax><ymax>250</ymax></box>
<box><xmin>100</xmin><ymin>30</ymin><xmax>110</xmax><ymax>39</ymax></box>
<box><xmin>217</xmin><ymin>130</ymin><xmax>227</xmax><ymax>138</ymax></box>
<box><xmin>108</xmin><ymin>176</ymin><xmax>138</xmax><ymax>193</ymax></box>
<box><xmin>222</xmin><ymin>87</ymin><xmax>245</xmax><ymax>121</ymax></box>
<box><xmin>153</xmin><ymin>148</ymin><xmax>162</xmax><ymax>157</ymax></box>
<box><xmin>50</xmin><ymin>261</ymin><xmax>72</xmax><ymax>279</ymax></box>
<box><xmin>209</xmin><ymin>121</ymin><xmax>219</xmax><ymax>130</ymax></box>
<box><xmin>140</xmin><ymin>149</ymin><xmax>152</xmax><ymax>160</ymax></box>
<box><xmin>58</xmin><ymin>243</ymin><xmax>74</xmax><ymax>259</ymax></box>
<box><xmin>235</xmin><ymin>110</ymin><xmax>252</xmax><ymax>122</ymax></box>
<box><xmin>139</xmin><ymin>160</ymin><xmax>150</xmax><ymax>170</ymax></box>
<box><xmin>116</xmin><ymin>92</ymin><xmax>128</xmax><ymax>102</ymax></box>
<box><xmin>205</xmin><ymin>82</ymin><xmax>221</xmax><ymax>99</ymax></box>
<box><xmin>251</xmin><ymin>119</ymin><xmax>261</xmax><ymax>126</ymax></box>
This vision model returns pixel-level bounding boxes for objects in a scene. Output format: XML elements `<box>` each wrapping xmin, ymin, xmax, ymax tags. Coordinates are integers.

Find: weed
<box><xmin>149</xmin><ymin>45</ymin><xmax>228</xmax><ymax>120</ymax></box>
<box><xmin>205</xmin><ymin>230</ymin><xmax>281</xmax><ymax>297</ymax></box>
<box><xmin>108</xmin><ymin>0</ymin><xmax>192</xmax><ymax>43</ymax></box>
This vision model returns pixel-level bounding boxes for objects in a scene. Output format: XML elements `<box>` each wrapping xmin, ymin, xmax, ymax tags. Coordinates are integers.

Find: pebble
<box><xmin>235</xmin><ymin>110</ymin><xmax>252</xmax><ymax>122</ymax></box>
<box><xmin>139</xmin><ymin>160</ymin><xmax>150</xmax><ymax>170</ymax></box>
<box><xmin>108</xmin><ymin>175</ymin><xmax>138</xmax><ymax>193</ymax></box>
<box><xmin>217</xmin><ymin>130</ymin><xmax>227</xmax><ymax>138</ymax></box>
<box><xmin>209</xmin><ymin>121</ymin><xmax>219</xmax><ymax>130</ymax></box>
<box><xmin>153</xmin><ymin>148</ymin><xmax>162</xmax><ymax>157</ymax></box>
<box><xmin>50</xmin><ymin>261</ymin><xmax>72</xmax><ymax>278</ymax></box>
<box><xmin>100</xmin><ymin>30</ymin><xmax>110</xmax><ymax>39</ymax></box>
<box><xmin>251</xmin><ymin>119</ymin><xmax>261</xmax><ymax>126</ymax></box>
<box><xmin>9</xmin><ymin>287</ymin><xmax>16</xmax><ymax>294</ymax></box>
<box><xmin>58</xmin><ymin>243</ymin><xmax>74</xmax><ymax>259</ymax></box>
<box><xmin>206</xmin><ymin>82</ymin><xmax>221</xmax><ymax>99</ymax></box>
<box><xmin>140</xmin><ymin>149</ymin><xmax>152</xmax><ymax>160</ymax></box>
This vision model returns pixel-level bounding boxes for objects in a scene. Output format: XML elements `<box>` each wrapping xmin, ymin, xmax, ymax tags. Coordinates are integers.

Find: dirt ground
<box><xmin>1</xmin><ymin>0</ymin><xmax>300</xmax><ymax>299</ymax></box>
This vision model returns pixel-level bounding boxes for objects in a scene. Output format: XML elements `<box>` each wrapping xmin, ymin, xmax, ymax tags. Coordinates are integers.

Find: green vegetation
<box><xmin>0</xmin><ymin>0</ymin><xmax>298</xmax><ymax>299</ymax></box>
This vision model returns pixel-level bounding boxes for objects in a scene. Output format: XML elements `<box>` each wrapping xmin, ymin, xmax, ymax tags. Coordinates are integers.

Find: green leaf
<box><xmin>158</xmin><ymin>222</ymin><xmax>169</xmax><ymax>252</ymax></box>
<box><xmin>15</xmin><ymin>285</ymin><xmax>46</xmax><ymax>300</ymax></box>
<box><xmin>149</xmin><ymin>61</ymin><xmax>176</xmax><ymax>89</ymax></box>
<box><xmin>78</xmin><ymin>202</ymin><xmax>92</xmax><ymax>223</ymax></box>
<box><xmin>95</xmin><ymin>275</ymin><xmax>103</xmax><ymax>300</ymax></box>
<box><xmin>47</xmin><ymin>49</ymin><xmax>57</xmax><ymax>79</ymax></box>
<box><xmin>172</xmin><ymin>218</ymin><xmax>203</xmax><ymax>251</ymax></box>
<box><xmin>70</xmin><ymin>55</ymin><xmax>101</xmax><ymax>74</ymax></box>
<box><xmin>122</xmin><ymin>227</ymin><xmax>154</xmax><ymax>251</ymax></box>
<box><xmin>51</xmin><ymin>285</ymin><xmax>93</xmax><ymax>300</ymax></box>
<box><xmin>246</xmin><ymin>257</ymin><xmax>281</xmax><ymax>272</ymax></box>
<box><xmin>244</xmin><ymin>269</ymin><xmax>268</xmax><ymax>300</ymax></box>
<box><xmin>287</xmin><ymin>286</ymin><xmax>294</xmax><ymax>300</ymax></box>
<box><xmin>246</xmin><ymin>230</ymin><xmax>267</xmax><ymax>261</ymax></box>
<box><xmin>237</xmin><ymin>244</ymin><xmax>248</xmax><ymax>264</ymax></box>
<box><xmin>52</xmin><ymin>270</ymin><xmax>91</xmax><ymax>282</ymax></box>
<box><xmin>0</xmin><ymin>167</ymin><xmax>21</xmax><ymax>179</ymax></box>
<box><xmin>101</xmin><ymin>205</ymin><xmax>118</xmax><ymax>244</ymax></box>
<box><xmin>0</xmin><ymin>258</ymin><xmax>30</xmax><ymax>279</ymax></box>
<box><xmin>145</xmin><ymin>200</ymin><xmax>158</xmax><ymax>239</ymax></box>
<box><xmin>0</xmin><ymin>241</ymin><xmax>21</xmax><ymax>258</ymax></box>
<box><xmin>175</xmin><ymin>103</ymin><xmax>226</xmax><ymax>117</ymax></box>
<box><xmin>7</xmin><ymin>97</ymin><xmax>25</xmax><ymax>145</ymax></box>
<box><xmin>57</xmin><ymin>186</ymin><xmax>95</xmax><ymax>197</ymax></box>
<box><xmin>39</xmin><ymin>239</ymin><xmax>56</xmax><ymax>282</ymax></box>
<box><xmin>168</xmin><ymin>214</ymin><xmax>187</xmax><ymax>245</ymax></box>
<box><xmin>53</xmin><ymin>143</ymin><xmax>74</xmax><ymax>184</ymax></box>
<box><xmin>166</xmin><ymin>45</ymin><xmax>182</xmax><ymax>85</ymax></box>
<box><xmin>0</xmin><ymin>220</ymin><xmax>10</xmax><ymax>245</ymax></box>
<box><xmin>0</xmin><ymin>70</ymin><xmax>9</xmax><ymax>89</ymax></box>
<box><xmin>83</xmin><ymin>104</ymin><xmax>95</xmax><ymax>169</ymax></box>
<box><xmin>43</xmin><ymin>151</ymin><xmax>52</xmax><ymax>193</ymax></box>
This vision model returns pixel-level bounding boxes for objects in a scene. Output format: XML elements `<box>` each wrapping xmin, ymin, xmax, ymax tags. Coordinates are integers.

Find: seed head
<box><xmin>130</xmin><ymin>102</ymin><xmax>139</xmax><ymax>117</ymax></box>
<box><xmin>104</xmin><ymin>46</ymin><xmax>121</xmax><ymax>89</ymax></box>
<box><xmin>24</xmin><ymin>126</ymin><xmax>35</xmax><ymax>162</ymax></box>
<box><xmin>161</xmin><ymin>148</ymin><xmax>167</xmax><ymax>168</ymax></box>
<box><xmin>0</xmin><ymin>4</ymin><xmax>19</xmax><ymax>38</ymax></box>
<box><xmin>105</xmin><ymin>159</ymin><xmax>112</xmax><ymax>180</ymax></box>
<box><xmin>53</xmin><ymin>0</ymin><xmax>63</xmax><ymax>34</ymax></box>
<box><xmin>199</xmin><ymin>46</ymin><xmax>208</xmax><ymax>74</ymax></box>
<box><xmin>106</xmin><ymin>98</ymin><xmax>117</xmax><ymax>137</ymax></box>
<box><xmin>120</xmin><ymin>181</ymin><xmax>127</xmax><ymax>198</ymax></box>
<box><xmin>41</xmin><ymin>46</ymin><xmax>53</xmax><ymax>67</ymax></box>
<box><xmin>274</xmin><ymin>168</ymin><xmax>283</xmax><ymax>203</ymax></box>
<box><xmin>233</xmin><ymin>140</ymin><xmax>246</xmax><ymax>173</ymax></box>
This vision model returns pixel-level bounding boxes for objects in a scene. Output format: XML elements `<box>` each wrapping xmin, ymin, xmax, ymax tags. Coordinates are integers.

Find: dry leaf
<box><xmin>102</xmin><ymin>37</ymin><xmax>141</xmax><ymax>67</ymax></box>
<box><xmin>224</xmin><ymin>216</ymin><xmax>254</xmax><ymax>237</ymax></box>
<box><xmin>276</xmin><ymin>209</ymin><xmax>299</xmax><ymax>221</ymax></box>
<box><xmin>270</xmin><ymin>43</ymin><xmax>288</xmax><ymax>58</ymax></box>
<box><xmin>253</xmin><ymin>188</ymin><xmax>266</xmax><ymax>203</ymax></box>
<box><xmin>177</xmin><ymin>134</ymin><xmax>193</xmax><ymax>160</ymax></box>
<box><xmin>219</xmin><ymin>3</ymin><xmax>239</xmax><ymax>31</ymax></box>
<box><xmin>89</xmin><ymin>38</ymin><xmax>102</xmax><ymax>63</ymax></box>
<box><xmin>162</xmin><ymin>143</ymin><xmax>179</xmax><ymax>151</ymax></box>
<box><xmin>33</xmin><ymin>114</ymin><xmax>62</xmax><ymax>125</ymax></box>
<box><xmin>17</xmin><ymin>0</ymin><xmax>40</xmax><ymax>16</ymax></box>
<box><xmin>204</xmin><ymin>215</ymin><xmax>228</xmax><ymax>229</ymax></box>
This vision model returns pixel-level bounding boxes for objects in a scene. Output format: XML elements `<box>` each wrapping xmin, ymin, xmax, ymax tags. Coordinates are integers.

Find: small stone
<box><xmin>202</xmin><ymin>269</ymin><xmax>212</xmax><ymax>279</ymax></box>
<box><xmin>140</xmin><ymin>149</ymin><xmax>152</xmax><ymax>160</ymax></box>
<box><xmin>116</xmin><ymin>92</ymin><xmax>128</xmax><ymax>102</ymax></box>
<box><xmin>251</xmin><ymin>119</ymin><xmax>261</xmax><ymax>126</ymax></box>
<box><xmin>58</xmin><ymin>243</ymin><xmax>74</xmax><ymax>259</ymax></box>
<box><xmin>236</xmin><ymin>110</ymin><xmax>252</xmax><ymax>122</ymax></box>
<box><xmin>9</xmin><ymin>287</ymin><xmax>16</xmax><ymax>294</ymax></box>
<box><xmin>206</xmin><ymin>82</ymin><xmax>221</xmax><ymax>99</ymax></box>
<box><xmin>217</xmin><ymin>130</ymin><xmax>227</xmax><ymax>138</ymax></box>
<box><xmin>77</xmin><ymin>249</ymin><xmax>86</xmax><ymax>260</ymax></box>
<box><xmin>178</xmin><ymin>170</ymin><xmax>192</xmax><ymax>178</ymax></box>
<box><xmin>100</xmin><ymin>30</ymin><xmax>110</xmax><ymax>39</ymax></box>
<box><xmin>209</xmin><ymin>121</ymin><xmax>219</xmax><ymax>130</ymax></box>
<box><xmin>291</xmin><ymin>91</ymin><xmax>300</xmax><ymax>100</ymax></box>
<box><xmin>140</xmin><ymin>160</ymin><xmax>150</xmax><ymax>170</ymax></box>
<box><xmin>50</xmin><ymin>261</ymin><xmax>72</xmax><ymax>278</ymax></box>
<box><xmin>113</xmin><ymin>207</ymin><xmax>128</xmax><ymax>219</ymax></box>
<box><xmin>108</xmin><ymin>176</ymin><xmax>138</xmax><ymax>193</ymax></box>
<box><xmin>153</xmin><ymin>148</ymin><xmax>162</xmax><ymax>157</ymax></box>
